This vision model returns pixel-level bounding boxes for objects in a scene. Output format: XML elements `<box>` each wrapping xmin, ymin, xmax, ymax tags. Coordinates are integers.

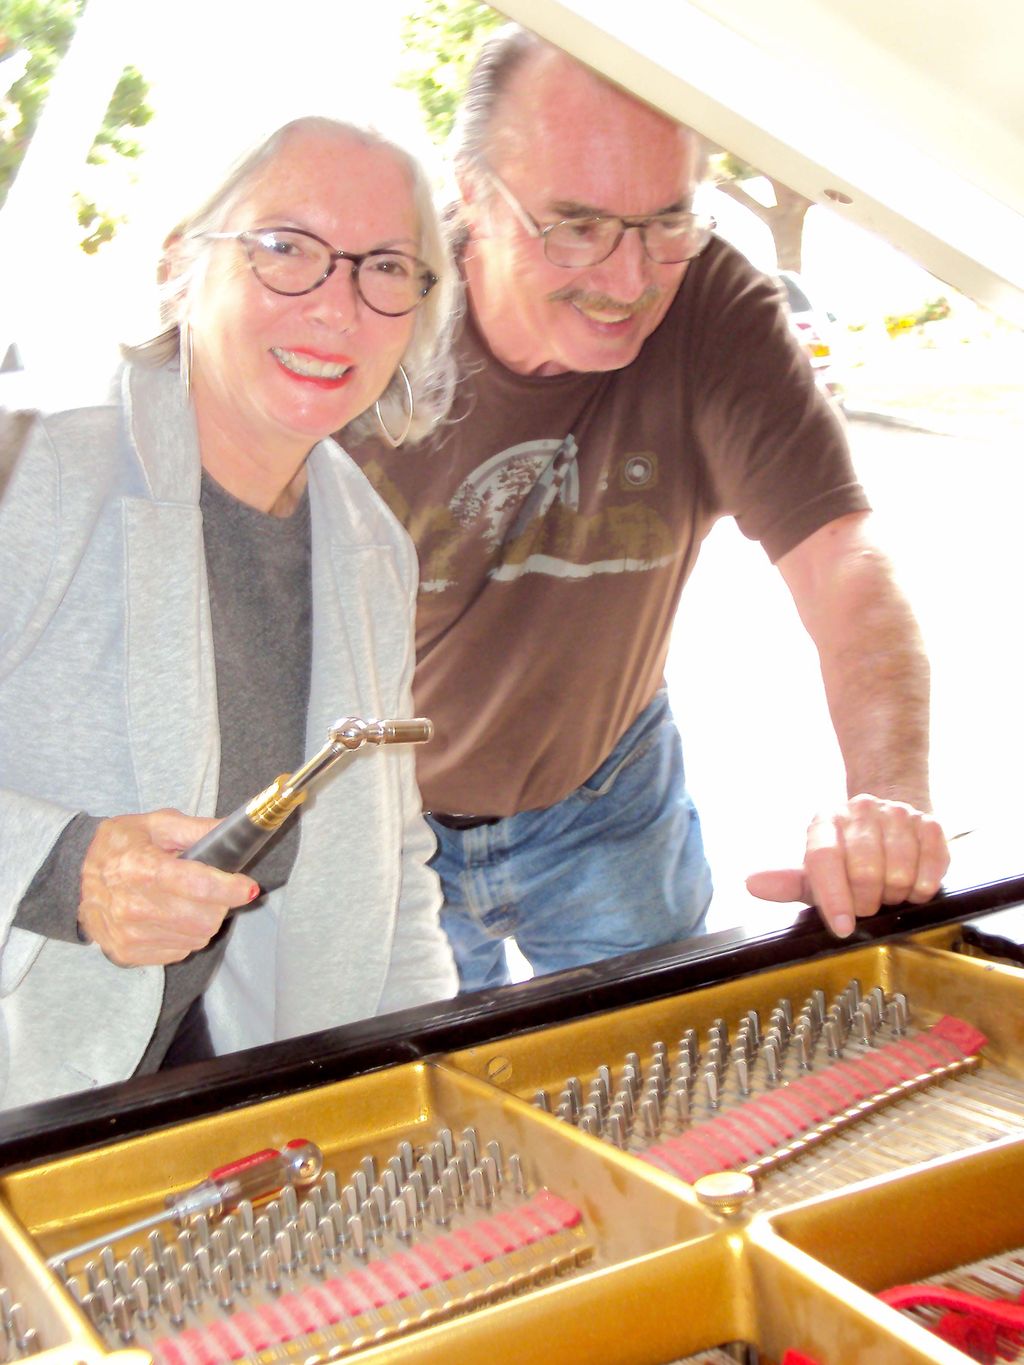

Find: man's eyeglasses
<box><xmin>198</xmin><ymin>228</ymin><xmax>438</xmax><ymax>317</ymax></box>
<box><xmin>482</xmin><ymin>167</ymin><xmax>715</xmax><ymax>268</ymax></box>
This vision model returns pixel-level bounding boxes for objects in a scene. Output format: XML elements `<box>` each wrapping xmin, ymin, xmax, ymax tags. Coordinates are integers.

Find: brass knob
<box><xmin>693</xmin><ymin>1170</ymin><xmax>756</xmax><ymax>1217</ymax></box>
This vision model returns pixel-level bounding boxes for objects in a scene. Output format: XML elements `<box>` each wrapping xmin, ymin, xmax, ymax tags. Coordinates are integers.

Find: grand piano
<box><xmin>1</xmin><ymin>1</ymin><xmax>1023</xmax><ymax>1363</ymax></box>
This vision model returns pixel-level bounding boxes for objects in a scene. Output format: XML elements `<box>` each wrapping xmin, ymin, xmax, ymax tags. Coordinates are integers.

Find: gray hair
<box><xmin>124</xmin><ymin>116</ymin><xmax>459</xmax><ymax>444</ymax></box>
<box><xmin>450</xmin><ymin>25</ymin><xmax>707</xmax><ymax>202</ymax></box>
<box><xmin>449</xmin><ymin>24</ymin><xmax>542</xmax><ymax>184</ymax></box>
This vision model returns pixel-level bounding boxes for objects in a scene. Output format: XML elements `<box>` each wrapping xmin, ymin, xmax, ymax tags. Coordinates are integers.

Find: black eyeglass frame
<box><xmin>197</xmin><ymin>227</ymin><xmax>439</xmax><ymax>317</ymax></box>
<box><xmin>480</xmin><ymin>165</ymin><xmax>716</xmax><ymax>268</ymax></box>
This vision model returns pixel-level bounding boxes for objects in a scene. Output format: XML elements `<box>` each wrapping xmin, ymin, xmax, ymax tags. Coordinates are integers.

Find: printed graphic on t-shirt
<box><xmin>417</xmin><ymin>434</ymin><xmax>680</xmax><ymax>592</ymax></box>
<box><xmin>450</xmin><ymin>437</ymin><xmax>581</xmax><ymax>542</ymax></box>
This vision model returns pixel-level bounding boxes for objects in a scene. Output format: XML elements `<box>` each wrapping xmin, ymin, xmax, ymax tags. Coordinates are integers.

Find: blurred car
<box><xmin>776</xmin><ymin>270</ymin><xmax>846</xmax><ymax>407</ymax></box>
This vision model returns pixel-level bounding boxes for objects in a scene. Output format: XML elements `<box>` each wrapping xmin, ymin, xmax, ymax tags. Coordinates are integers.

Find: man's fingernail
<box><xmin>832</xmin><ymin>914</ymin><xmax>855</xmax><ymax>938</ymax></box>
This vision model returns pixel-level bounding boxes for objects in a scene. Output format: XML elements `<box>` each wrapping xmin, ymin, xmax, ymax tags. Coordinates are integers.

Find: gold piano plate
<box><xmin>0</xmin><ymin>1062</ymin><xmax>722</xmax><ymax>1364</ymax></box>
<box><xmin>764</xmin><ymin>1133</ymin><xmax>1024</xmax><ymax>1363</ymax></box>
<box><xmin>447</xmin><ymin>941</ymin><xmax>1024</xmax><ymax>1212</ymax></box>
<box><xmin>0</xmin><ymin>930</ymin><xmax>1022</xmax><ymax>1362</ymax></box>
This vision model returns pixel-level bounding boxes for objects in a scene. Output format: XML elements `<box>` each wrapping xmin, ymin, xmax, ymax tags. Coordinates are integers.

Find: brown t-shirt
<box><xmin>348</xmin><ymin>237</ymin><xmax>867</xmax><ymax>816</ymax></box>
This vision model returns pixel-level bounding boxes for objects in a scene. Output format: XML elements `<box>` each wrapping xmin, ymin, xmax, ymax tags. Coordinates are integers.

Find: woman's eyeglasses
<box><xmin>198</xmin><ymin>227</ymin><xmax>438</xmax><ymax>317</ymax></box>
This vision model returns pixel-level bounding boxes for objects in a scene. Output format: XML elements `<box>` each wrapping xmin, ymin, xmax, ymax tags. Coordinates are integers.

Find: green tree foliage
<box><xmin>0</xmin><ymin>0</ymin><xmax>152</xmax><ymax>251</ymax></box>
<box><xmin>396</xmin><ymin>0</ymin><xmax>502</xmax><ymax>145</ymax></box>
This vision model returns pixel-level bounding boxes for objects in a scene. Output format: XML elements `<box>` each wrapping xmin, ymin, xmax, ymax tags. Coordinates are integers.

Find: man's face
<box><xmin>462</xmin><ymin>52</ymin><xmax>701</xmax><ymax>377</ymax></box>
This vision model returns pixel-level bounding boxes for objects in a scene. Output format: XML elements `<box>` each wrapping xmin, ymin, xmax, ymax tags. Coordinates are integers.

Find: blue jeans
<box><xmin>427</xmin><ymin>690</ymin><xmax>713</xmax><ymax>991</ymax></box>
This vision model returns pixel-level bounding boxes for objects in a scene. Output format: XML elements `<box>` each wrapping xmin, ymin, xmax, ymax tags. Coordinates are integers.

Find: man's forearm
<box><xmin>766</xmin><ymin>513</ymin><xmax>947</xmax><ymax>928</ymax></box>
<box><xmin>817</xmin><ymin>562</ymin><xmax>933</xmax><ymax>811</ymax></box>
<box><xmin>777</xmin><ymin>513</ymin><xmax>935</xmax><ymax>814</ymax></box>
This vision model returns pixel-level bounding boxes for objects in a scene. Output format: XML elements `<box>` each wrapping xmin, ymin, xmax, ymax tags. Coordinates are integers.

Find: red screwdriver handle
<box><xmin>167</xmin><ymin>1140</ymin><xmax>324</xmax><ymax>1221</ymax></box>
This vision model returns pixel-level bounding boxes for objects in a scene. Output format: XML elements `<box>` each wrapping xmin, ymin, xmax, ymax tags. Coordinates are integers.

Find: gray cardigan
<box><xmin>0</xmin><ymin>363</ymin><xmax>455</xmax><ymax>1110</ymax></box>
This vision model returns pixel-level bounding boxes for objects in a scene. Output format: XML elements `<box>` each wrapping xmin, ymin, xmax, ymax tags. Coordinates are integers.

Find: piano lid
<box><xmin>491</xmin><ymin>0</ymin><xmax>1024</xmax><ymax>327</ymax></box>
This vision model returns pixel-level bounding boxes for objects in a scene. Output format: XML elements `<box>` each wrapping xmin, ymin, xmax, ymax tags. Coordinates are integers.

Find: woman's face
<box><xmin>186</xmin><ymin>127</ymin><xmax>419</xmax><ymax>467</ymax></box>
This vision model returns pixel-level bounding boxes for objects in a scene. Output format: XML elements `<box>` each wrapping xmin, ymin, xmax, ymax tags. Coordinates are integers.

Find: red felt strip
<box><xmin>223</xmin><ymin>1312</ymin><xmax>271</xmax><ymax>1355</ymax></box>
<box><xmin>370</xmin><ymin>1259</ymin><xmax>414</xmax><ymax>1305</ymax></box>
<box><xmin>800</xmin><ymin>1065</ymin><xmax>856</xmax><ymax>1114</ymax></box>
<box><xmin>276</xmin><ymin>1289</ymin><xmax>323</xmax><ymax>1335</ymax></box>
<box><xmin>323</xmin><ymin>1273</ymin><xmax>374</xmax><ymax>1318</ymax></box>
<box><xmin>453</xmin><ymin>1225</ymin><xmax>498</xmax><ymax>1264</ymax></box>
<box><xmin>729</xmin><ymin>1100</ymin><xmax>789</xmax><ymax>1149</ymax></box>
<box><xmin>153</xmin><ymin>1338</ymin><xmax>190</xmax><ymax>1365</ymax></box>
<box><xmin>931</xmin><ymin>1015</ymin><xmax>987</xmax><ymax>1056</ymax></box>
<box><xmin>475</xmin><ymin>1216</ymin><xmax>516</xmax><ymax>1256</ymax></box>
<box><xmin>514</xmin><ymin>1197</ymin><xmax>561</xmax><ymax>1240</ymax></box>
<box><xmin>643</xmin><ymin>1141</ymin><xmax>697</xmax><ymax>1179</ymax></box>
<box><xmin>206</xmin><ymin>1319</ymin><xmax>249</xmax><ymax>1361</ymax></box>
<box><xmin>691</xmin><ymin>1114</ymin><xmax>751</xmax><ymax>1167</ymax></box>
<box><xmin>432</xmin><ymin>1233</ymin><xmax>476</xmax><ymax>1274</ymax></box>
<box><xmin>778</xmin><ymin>1078</ymin><xmax>830</xmax><ymax>1125</ymax></box>
<box><xmin>177</xmin><ymin>1329</ymin><xmax>216</xmax><ymax>1365</ymax></box>
<box><xmin>885</xmin><ymin>1034</ymin><xmax>939</xmax><ymax>1072</ymax></box>
<box><xmin>936</xmin><ymin>1309</ymin><xmax>1002</xmax><ymax>1359</ymax></box>
<box><xmin>303</xmin><ymin>1284</ymin><xmax>349</xmax><ymax>1326</ymax></box>
<box><xmin>253</xmin><ymin>1302</ymin><xmax>294</xmax><ymax>1345</ymax></box>
<box><xmin>392</xmin><ymin>1247</ymin><xmax>439</xmax><ymax>1291</ymax></box>
<box><xmin>742</xmin><ymin>1098</ymin><xmax>793</xmax><ymax>1154</ymax></box>
<box><xmin>769</xmin><ymin>1085</ymin><xmax>822</xmax><ymax>1132</ymax></box>
<box><xmin>150</xmin><ymin>1192</ymin><xmax>589</xmax><ymax>1365</ymax></box>
<box><xmin>845</xmin><ymin>1052</ymin><xmax>902</xmax><ymax>1093</ymax></box>
<box><xmin>418</xmin><ymin>1239</ymin><xmax>460</xmax><ymax>1281</ymax></box>
<box><xmin>533</xmin><ymin>1189</ymin><xmax>583</xmax><ymax>1229</ymax></box>
<box><xmin>641</xmin><ymin>1015</ymin><xmax>985</xmax><ymax>1183</ymax></box>
<box><xmin>660</xmin><ymin>1130</ymin><xmax>720</xmax><ymax>1181</ymax></box>
<box><xmin>347</xmin><ymin>1266</ymin><xmax>390</xmax><ymax>1310</ymax></box>
<box><xmin>492</xmin><ymin>1207</ymin><xmax>536</xmax><ymax>1250</ymax></box>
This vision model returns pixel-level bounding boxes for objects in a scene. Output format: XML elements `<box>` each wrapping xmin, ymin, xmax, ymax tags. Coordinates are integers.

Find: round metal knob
<box><xmin>692</xmin><ymin>1170</ymin><xmax>756</xmax><ymax>1216</ymax></box>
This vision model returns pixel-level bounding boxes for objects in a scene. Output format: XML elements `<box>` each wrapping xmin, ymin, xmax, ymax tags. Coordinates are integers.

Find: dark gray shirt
<box><xmin>15</xmin><ymin>468</ymin><xmax>313</xmax><ymax>1072</ymax></box>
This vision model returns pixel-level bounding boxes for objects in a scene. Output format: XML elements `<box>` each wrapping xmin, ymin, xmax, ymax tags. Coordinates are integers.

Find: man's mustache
<box><xmin>547</xmin><ymin>284</ymin><xmax>662</xmax><ymax>315</ymax></box>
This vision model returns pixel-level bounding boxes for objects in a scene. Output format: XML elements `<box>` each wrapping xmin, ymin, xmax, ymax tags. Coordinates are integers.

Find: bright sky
<box><xmin>0</xmin><ymin>0</ymin><xmax>1003</xmax><ymax>407</ymax></box>
<box><xmin>2</xmin><ymin>0</ymin><xmax>427</xmax><ymax>402</ymax></box>
<box><xmin>128</xmin><ymin>0</ymin><xmax>422</xmax><ymax>195</ymax></box>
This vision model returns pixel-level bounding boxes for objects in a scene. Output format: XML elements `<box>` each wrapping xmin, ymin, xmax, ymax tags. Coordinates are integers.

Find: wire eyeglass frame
<box><xmin>480</xmin><ymin>165</ymin><xmax>716</xmax><ymax>268</ymax></box>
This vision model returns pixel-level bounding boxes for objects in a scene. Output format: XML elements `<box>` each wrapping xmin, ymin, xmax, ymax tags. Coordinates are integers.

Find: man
<box><xmin>349</xmin><ymin>26</ymin><xmax>948</xmax><ymax>990</ymax></box>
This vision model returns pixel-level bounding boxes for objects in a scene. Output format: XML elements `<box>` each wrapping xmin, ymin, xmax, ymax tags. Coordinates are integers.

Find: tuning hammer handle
<box><xmin>183</xmin><ymin>776</ymin><xmax>302</xmax><ymax>873</ymax></box>
<box><xmin>182</xmin><ymin>803</ymin><xmax>274</xmax><ymax>873</ymax></box>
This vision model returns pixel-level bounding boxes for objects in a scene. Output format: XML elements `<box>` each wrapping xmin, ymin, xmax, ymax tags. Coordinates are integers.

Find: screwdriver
<box><xmin>47</xmin><ymin>1138</ymin><xmax>323</xmax><ymax>1269</ymax></box>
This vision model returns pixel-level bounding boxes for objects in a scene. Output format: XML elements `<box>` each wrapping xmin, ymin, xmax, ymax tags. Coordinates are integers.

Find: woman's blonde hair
<box><xmin>124</xmin><ymin>115</ymin><xmax>459</xmax><ymax>444</ymax></box>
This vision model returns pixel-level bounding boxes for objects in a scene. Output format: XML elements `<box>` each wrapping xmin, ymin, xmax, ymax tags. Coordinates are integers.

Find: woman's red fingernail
<box><xmin>248</xmin><ymin>884</ymin><xmax>261</xmax><ymax>902</ymax></box>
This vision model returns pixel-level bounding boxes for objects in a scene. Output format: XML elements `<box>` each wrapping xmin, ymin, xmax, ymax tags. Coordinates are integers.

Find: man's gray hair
<box><xmin>124</xmin><ymin>116</ymin><xmax>459</xmax><ymax>444</ymax></box>
<box><xmin>450</xmin><ymin>25</ymin><xmax>706</xmax><ymax>198</ymax></box>
<box><xmin>450</xmin><ymin>24</ymin><xmax>544</xmax><ymax>174</ymax></box>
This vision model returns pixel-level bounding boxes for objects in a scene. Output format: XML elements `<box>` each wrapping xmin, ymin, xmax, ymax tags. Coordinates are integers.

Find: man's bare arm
<box><xmin>746</xmin><ymin>510</ymin><xmax>949</xmax><ymax>935</ymax></box>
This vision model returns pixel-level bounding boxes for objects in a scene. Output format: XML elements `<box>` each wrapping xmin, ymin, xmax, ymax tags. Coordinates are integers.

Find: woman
<box><xmin>0</xmin><ymin>117</ymin><xmax>459</xmax><ymax>1110</ymax></box>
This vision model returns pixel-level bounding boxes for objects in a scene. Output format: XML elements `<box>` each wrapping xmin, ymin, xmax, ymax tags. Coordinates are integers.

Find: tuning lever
<box><xmin>183</xmin><ymin>716</ymin><xmax>433</xmax><ymax>873</ymax></box>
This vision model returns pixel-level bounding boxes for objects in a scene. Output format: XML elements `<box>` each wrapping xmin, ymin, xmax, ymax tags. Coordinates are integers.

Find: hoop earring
<box><xmin>180</xmin><ymin>322</ymin><xmax>194</xmax><ymax>399</ymax></box>
<box><xmin>374</xmin><ymin>363</ymin><xmax>414</xmax><ymax>448</ymax></box>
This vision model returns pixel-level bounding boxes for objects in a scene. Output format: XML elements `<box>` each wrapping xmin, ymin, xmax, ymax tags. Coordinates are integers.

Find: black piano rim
<box><xmin>1</xmin><ymin>875</ymin><xmax>1023</xmax><ymax>1171</ymax></box>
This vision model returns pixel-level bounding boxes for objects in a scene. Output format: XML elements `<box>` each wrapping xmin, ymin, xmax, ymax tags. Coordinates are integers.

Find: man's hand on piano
<box><xmin>743</xmin><ymin>794</ymin><xmax>950</xmax><ymax>938</ymax></box>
